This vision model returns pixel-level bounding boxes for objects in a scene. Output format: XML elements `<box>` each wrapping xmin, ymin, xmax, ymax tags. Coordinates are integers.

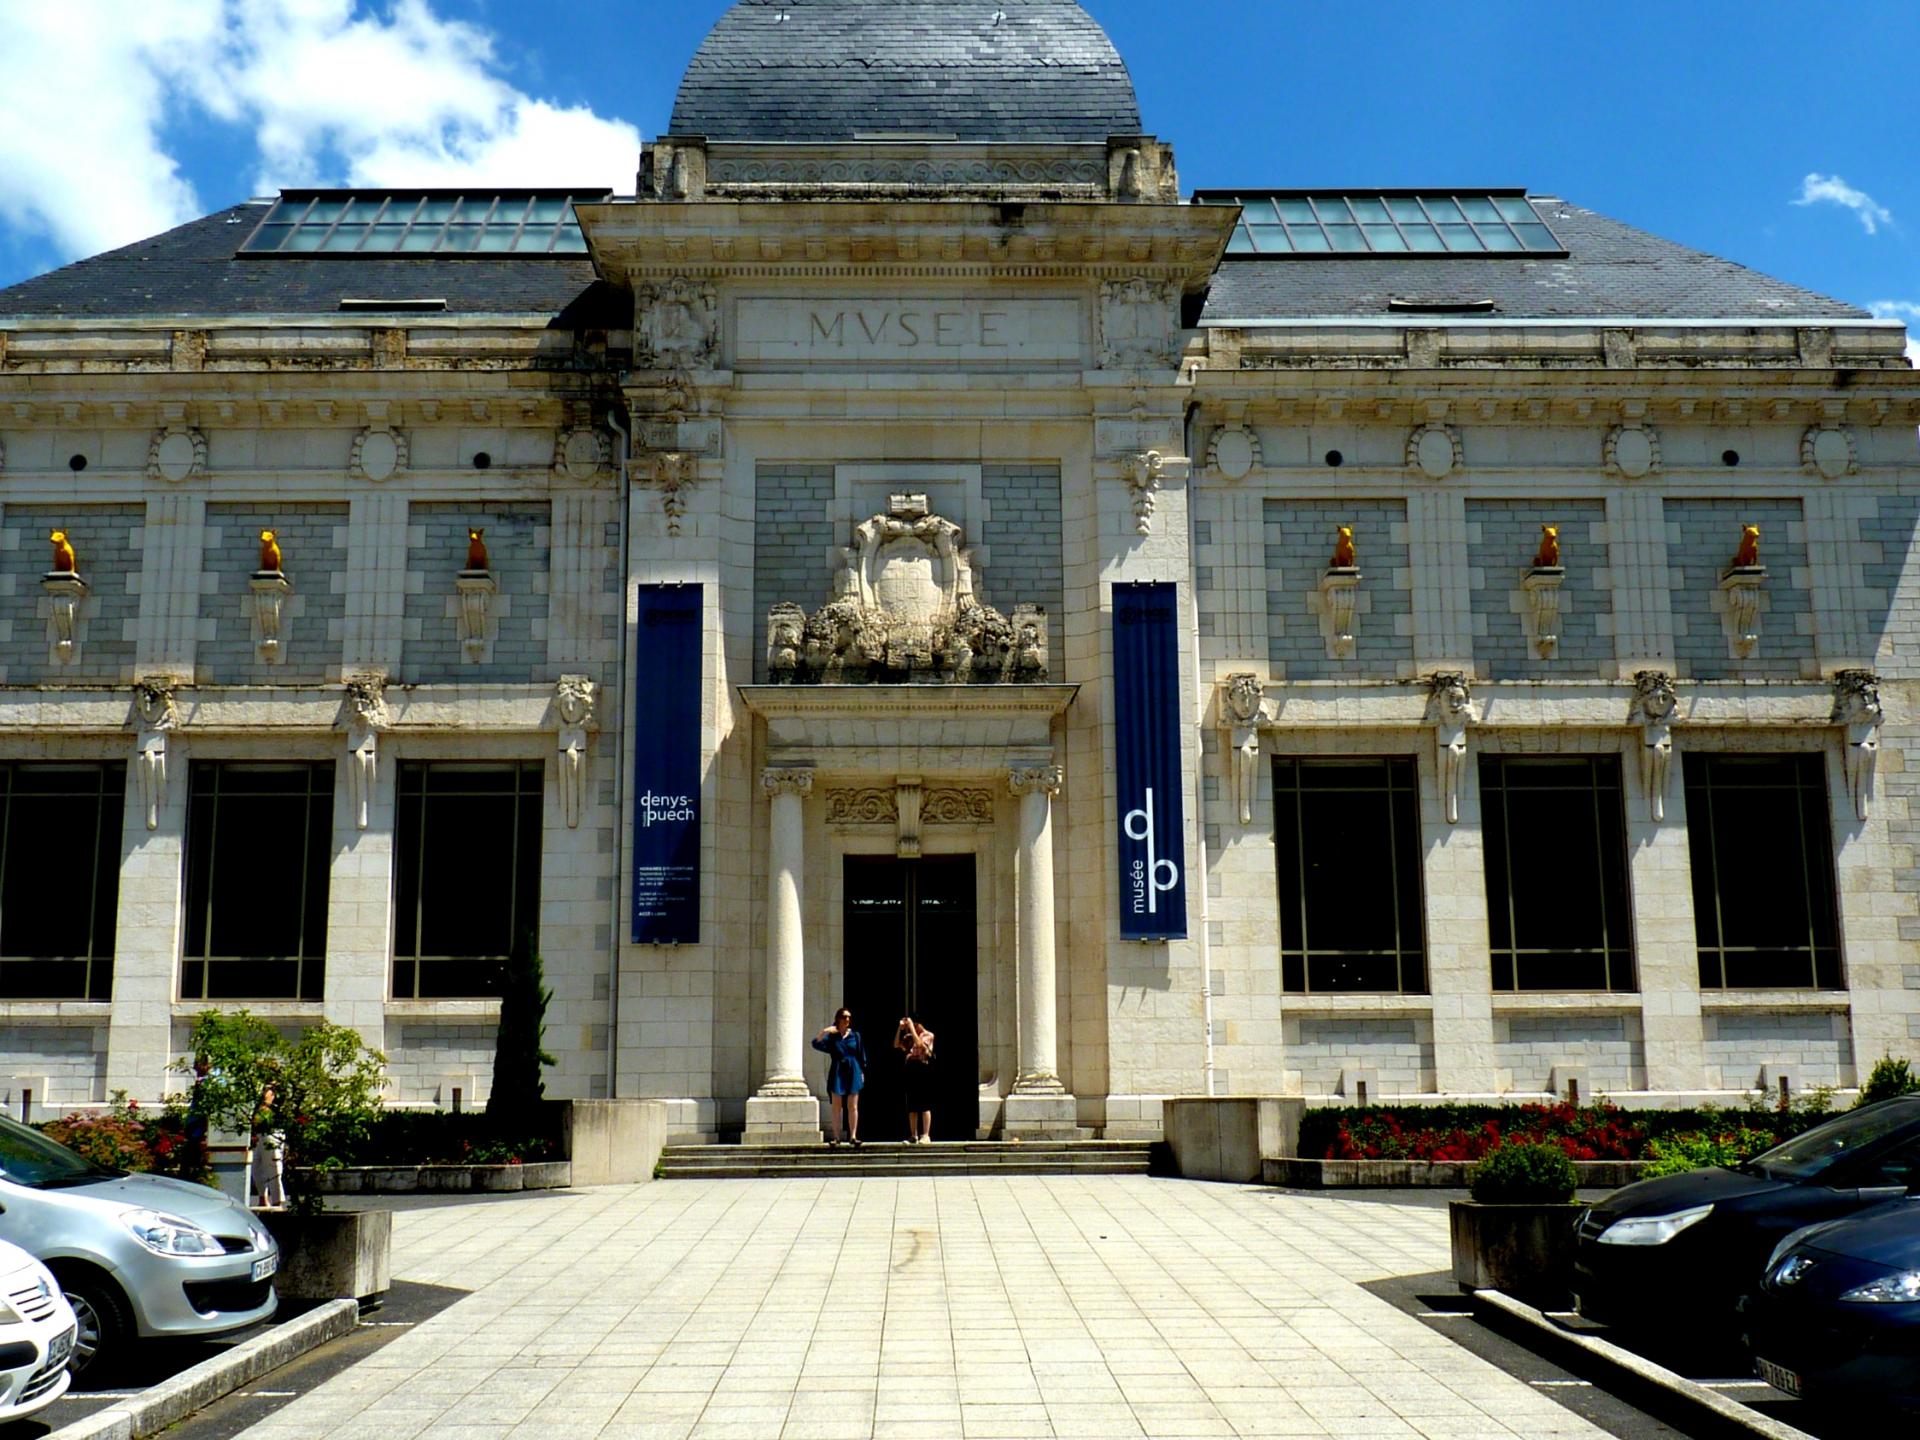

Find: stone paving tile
<box><xmin>232</xmin><ymin>1178</ymin><xmax>1617</xmax><ymax>1440</ymax></box>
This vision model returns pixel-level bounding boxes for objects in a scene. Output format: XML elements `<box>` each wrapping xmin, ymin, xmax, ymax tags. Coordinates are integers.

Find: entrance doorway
<box><xmin>841</xmin><ymin>856</ymin><xmax>978</xmax><ymax>1141</ymax></box>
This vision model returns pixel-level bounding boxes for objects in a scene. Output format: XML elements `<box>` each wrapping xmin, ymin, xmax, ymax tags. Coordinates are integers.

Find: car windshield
<box><xmin>0</xmin><ymin>1114</ymin><xmax>121</xmax><ymax>1188</ymax></box>
<box><xmin>1747</xmin><ymin>1099</ymin><xmax>1920</xmax><ymax>1182</ymax></box>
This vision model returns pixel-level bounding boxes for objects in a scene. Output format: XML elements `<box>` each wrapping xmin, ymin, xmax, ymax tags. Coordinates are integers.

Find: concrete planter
<box><xmin>259</xmin><ymin>1209</ymin><xmax>392</xmax><ymax>1303</ymax></box>
<box><xmin>1162</xmin><ymin>1097</ymin><xmax>1305</xmax><ymax>1183</ymax></box>
<box><xmin>296</xmin><ymin>1161</ymin><xmax>572</xmax><ymax>1194</ymax></box>
<box><xmin>546</xmin><ymin>1099</ymin><xmax>668</xmax><ymax>1185</ymax></box>
<box><xmin>1448</xmin><ymin>1200</ymin><xmax>1581</xmax><ymax>1303</ymax></box>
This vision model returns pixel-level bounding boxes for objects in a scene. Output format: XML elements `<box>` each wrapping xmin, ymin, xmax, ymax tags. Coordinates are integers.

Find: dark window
<box><xmin>0</xmin><ymin>763</ymin><xmax>124</xmax><ymax>1000</ymax></box>
<box><xmin>1273</xmin><ymin>757</ymin><xmax>1426</xmax><ymax>993</ymax></box>
<box><xmin>1481</xmin><ymin>756</ymin><xmax>1634</xmax><ymax>992</ymax></box>
<box><xmin>392</xmin><ymin>762</ymin><xmax>542</xmax><ymax>999</ymax></box>
<box><xmin>182</xmin><ymin>763</ymin><xmax>333</xmax><ymax>1000</ymax></box>
<box><xmin>1685</xmin><ymin>753</ymin><xmax>1841</xmax><ymax>989</ymax></box>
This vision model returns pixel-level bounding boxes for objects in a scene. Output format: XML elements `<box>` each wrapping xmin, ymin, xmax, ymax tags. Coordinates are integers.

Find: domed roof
<box><xmin>670</xmin><ymin>0</ymin><xmax>1141</xmax><ymax>145</ymax></box>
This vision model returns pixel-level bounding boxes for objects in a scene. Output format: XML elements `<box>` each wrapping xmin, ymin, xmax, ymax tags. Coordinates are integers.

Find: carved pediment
<box><xmin>768</xmin><ymin>495</ymin><xmax>1047</xmax><ymax>685</ymax></box>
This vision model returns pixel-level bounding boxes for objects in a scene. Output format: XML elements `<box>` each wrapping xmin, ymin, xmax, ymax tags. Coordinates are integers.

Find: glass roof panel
<box><xmin>1194</xmin><ymin>192</ymin><xmax>1563</xmax><ymax>258</ymax></box>
<box><xmin>239</xmin><ymin>190</ymin><xmax>609</xmax><ymax>256</ymax></box>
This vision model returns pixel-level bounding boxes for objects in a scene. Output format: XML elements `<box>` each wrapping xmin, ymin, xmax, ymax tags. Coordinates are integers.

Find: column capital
<box><xmin>761</xmin><ymin>766</ymin><xmax>814</xmax><ymax>798</ymax></box>
<box><xmin>1008</xmin><ymin>764</ymin><xmax>1063</xmax><ymax>798</ymax></box>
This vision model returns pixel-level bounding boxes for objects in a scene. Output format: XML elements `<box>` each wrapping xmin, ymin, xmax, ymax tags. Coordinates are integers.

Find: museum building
<box><xmin>0</xmin><ymin>0</ymin><xmax>1916</xmax><ymax>1142</ymax></box>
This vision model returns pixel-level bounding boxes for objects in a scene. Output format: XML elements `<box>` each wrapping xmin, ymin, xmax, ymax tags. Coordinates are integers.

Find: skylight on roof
<box><xmin>240</xmin><ymin>191</ymin><xmax>610</xmax><ymax>257</ymax></box>
<box><xmin>1196</xmin><ymin>192</ymin><xmax>1564</xmax><ymax>258</ymax></box>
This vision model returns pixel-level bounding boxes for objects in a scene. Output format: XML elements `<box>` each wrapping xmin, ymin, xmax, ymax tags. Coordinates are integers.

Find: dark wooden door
<box><xmin>842</xmin><ymin>856</ymin><xmax>977</xmax><ymax>1140</ymax></box>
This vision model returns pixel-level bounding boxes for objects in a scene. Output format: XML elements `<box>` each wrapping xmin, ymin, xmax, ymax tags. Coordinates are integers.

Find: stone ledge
<box><xmin>297</xmin><ymin>1161</ymin><xmax>569</xmax><ymax>1193</ymax></box>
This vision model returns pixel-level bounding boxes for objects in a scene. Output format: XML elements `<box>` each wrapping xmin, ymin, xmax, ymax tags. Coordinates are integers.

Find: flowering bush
<box><xmin>41</xmin><ymin>1102</ymin><xmax>152</xmax><ymax>1173</ymax></box>
<box><xmin>1640</xmin><ymin>1128</ymin><xmax>1781</xmax><ymax>1179</ymax></box>
<box><xmin>1302</xmin><ymin>1101</ymin><xmax>1822</xmax><ymax>1166</ymax></box>
<box><xmin>39</xmin><ymin>1091</ymin><xmax>212</xmax><ymax>1185</ymax></box>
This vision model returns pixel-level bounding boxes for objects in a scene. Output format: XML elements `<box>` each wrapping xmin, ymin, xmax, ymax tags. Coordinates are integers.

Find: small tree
<box><xmin>1857</xmin><ymin>1055</ymin><xmax>1920</xmax><ymax>1108</ymax></box>
<box><xmin>486</xmin><ymin>930</ymin><xmax>555</xmax><ymax>1132</ymax></box>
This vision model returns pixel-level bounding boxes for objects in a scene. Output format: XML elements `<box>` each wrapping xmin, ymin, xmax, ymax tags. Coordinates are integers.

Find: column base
<box><xmin>1003</xmin><ymin>1091</ymin><xmax>1086</xmax><ymax>1141</ymax></box>
<box><xmin>742</xmin><ymin>1094</ymin><xmax>822</xmax><ymax>1147</ymax></box>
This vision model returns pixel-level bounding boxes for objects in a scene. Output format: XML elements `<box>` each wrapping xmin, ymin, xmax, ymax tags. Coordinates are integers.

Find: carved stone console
<box><xmin>555</xmin><ymin>675</ymin><xmax>596</xmax><ymax>829</ymax></box>
<box><xmin>1633</xmin><ymin>671</ymin><xmax>1678</xmax><ymax>821</ymax></box>
<box><xmin>131</xmin><ymin>681</ymin><xmax>180</xmax><ymax>831</ymax></box>
<box><xmin>1219</xmin><ymin>673</ymin><xmax>1277</xmax><ymax>824</ymax></box>
<box><xmin>343</xmin><ymin>675</ymin><xmax>389</xmax><ymax>831</ymax></box>
<box><xmin>1833</xmin><ymin>670</ymin><xmax>1883</xmax><ymax>820</ymax></box>
<box><xmin>1428</xmin><ymin>673</ymin><xmax>1475</xmax><ymax>825</ymax></box>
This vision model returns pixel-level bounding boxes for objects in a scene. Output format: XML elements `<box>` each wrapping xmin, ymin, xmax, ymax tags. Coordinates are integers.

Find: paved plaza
<box><xmin>231</xmin><ymin>1177</ymin><xmax>1612</xmax><ymax>1440</ymax></box>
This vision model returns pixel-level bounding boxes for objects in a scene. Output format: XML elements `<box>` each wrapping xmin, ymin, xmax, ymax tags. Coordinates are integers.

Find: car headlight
<box><xmin>1597</xmin><ymin>1203</ymin><xmax>1715</xmax><ymax>1246</ymax></box>
<box><xmin>0</xmin><ymin>1300</ymin><xmax>24</xmax><ymax>1327</ymax></box>
<box><xmin>119</xmin><ymin>1209</ymin><xmax>225</xmax><ymax>1257</ymax></box>
<box><xmin>1840</xmin><ymin>1270</ymin><xmax>1920</xmax><ymax>1305</ymax></box>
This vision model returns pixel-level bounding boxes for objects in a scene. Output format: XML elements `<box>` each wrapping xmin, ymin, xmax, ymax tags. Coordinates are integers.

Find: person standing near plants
<box><xmin>895</xmin><ymin>1016</ymin><xmax>936</xmax><ymax>1145</ymax></box>
<box><xmin>812</xmin><ymin>1009</ymin><xmax>866</xmax><ymax>1147</ymax></box>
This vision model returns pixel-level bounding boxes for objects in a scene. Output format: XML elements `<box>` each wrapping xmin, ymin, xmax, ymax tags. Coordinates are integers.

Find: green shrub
<box><xmin>487</xmin><ymin>931</ymin><xmax>555</xmax><ymax>1133</ymax></box>
<box><xmin>1470</xmin><ymin>1142</ymin><xmax>1577</xmax><ymax>1204</ymax></box>
<box><xmin>1857</xmin><ymin>1055</ymin><xmax>1920</xmax><ymax>1109</ymax></box>
<box><xmin>352</xmin><ymin>1109</ymin><xmax>557</xmax><ymax>1166</ymax></box>
<box><xmin>1299</xmin><ymin>1102</ymin><xmax>1821</xmax><ymax>1163</ymax></box>
<box><xmin>1640</xmin><ymin>1127</ymin><xmax>1779</xmax><ymax>1179</ymax></box>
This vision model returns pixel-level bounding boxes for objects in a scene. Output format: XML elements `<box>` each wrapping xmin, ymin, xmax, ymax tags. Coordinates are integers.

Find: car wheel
<box><xmin>58</xmin><ymin>1272</ymin><xmax>130</xmax><ymax>1381</ymax></box>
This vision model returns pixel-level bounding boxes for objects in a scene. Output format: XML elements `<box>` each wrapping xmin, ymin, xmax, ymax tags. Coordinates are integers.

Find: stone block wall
<box><xmin>751</xmin><ymin>463</ymin><xmax>835</xmax><ymax>681</ymax></box>
<box><xmin>1264</xmin><ymin>498</ymin><xmax>1412</xmax><ymax>679</ymax></box>
<box><xmin>980</xmin><ymin>463</ymin><xmax>1064</xmax><ymax>671</ymax></box>
<box><xmin>1704</xmin><ymin>1010</ymin><xmax>1853</xmax><ymax>1089</ymax></box>
<box><xmin>403</xmin><ymin>502</ymin><xmax>551</xmax><ymax>683</ymax></box>
<box><xmin>1493</xmin><ymin>1012</ymin><xmax>1644</xmax><ymax>1094</ymax></box>
<box><xmin>1467</xmin><ymin>499</ymin><xmax>1613</xmax><ymax>679</ymax></box>
<box><xmin>1285</xmin><ymin>1015</ymin><xmax>1435</xmax><ymax>1096</ymax></box>
<box><xmin>1668</xmin><ymin>498</ymin><xmax>1814</xmax><ymax>680</ymax></box>
<box><xmin>0</xmin><ymin>504</ymin><xmax>142</xmax><ymax>683</ymax></box>
<box><xmin>199</xmin><ymin>504</ymin><xmax>349</xmax><ymax>684</ymax></box>
<box><xmin>1860</xmin><ymin>494</ymin><xmax>1920</xmax><ymax>669</ymax></box>
<box><xmin>387</xmin><ymin>1020</ymin><xmax>497</xmax><ymax>1106</ymax></box>
<box><xmin>0</xmin><ymin>1024</ymin><xmax>107</xmax><ymax>1108</ymax></box>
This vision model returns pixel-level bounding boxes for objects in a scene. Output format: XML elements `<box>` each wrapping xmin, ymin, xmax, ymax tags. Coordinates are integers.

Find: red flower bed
<box><xmin>1324</xmin><ymin>1102</ymin><xmax>1647</xmax><ymax>1162</ymax></box>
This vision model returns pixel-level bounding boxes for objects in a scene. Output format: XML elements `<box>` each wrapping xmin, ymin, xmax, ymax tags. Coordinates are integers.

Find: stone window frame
<box><xmin>1271</xmin><ymin>755</ymin><xmax>1429</xmax><ymax>995</ymax></box>
<box><xmin>390</xmin><ymin>759</ymin><xmax>543</xmax><ymax>1000</ymax></box>
<box><xmin>1683</xmin><ymin>750</ymin><xmax>1843</xmax><ymax>991</ymax></box>
<box><xmin>1479</xmin><ymin>753</ymin><xmax>1636</xmax><ymax>995</ymax></box>
<box><xmin>181</xmin><ymin>760</ymin><xmax>334</xmax><ymax>1002</ymax></box>
<box><xmin>0</xmin><ymin>761</ymin><xmax>125</xmax><ymax>1002</ymax></box>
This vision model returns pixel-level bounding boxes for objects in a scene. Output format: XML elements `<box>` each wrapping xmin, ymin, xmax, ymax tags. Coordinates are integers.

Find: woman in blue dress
<box><xmin>812</xmin><ymin>1007</ymin><xmax>867</xmax><ymax>1147</ymax></box>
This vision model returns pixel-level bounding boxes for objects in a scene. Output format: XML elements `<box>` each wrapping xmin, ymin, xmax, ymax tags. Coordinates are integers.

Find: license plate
<box><xmin>251</xmin><ymin>1253</ymin><xmax>278</xmax><ymax>1283</ymax></box>
<box><xmin>1756</xmin><ymin>1357</ymin><xmax>1802</xmax><ymax>1397</ymax></box>
<box><xmin>47</xmin><ymin>1327</ymin><xmax>73</xmax><ymax>1368</ymax></box>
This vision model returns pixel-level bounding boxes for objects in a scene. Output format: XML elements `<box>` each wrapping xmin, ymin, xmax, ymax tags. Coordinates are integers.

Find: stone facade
<box><xmin>0</xmin><ymin>1</ymin><xmax>1916</xmax><ymax>1135</ymax></box>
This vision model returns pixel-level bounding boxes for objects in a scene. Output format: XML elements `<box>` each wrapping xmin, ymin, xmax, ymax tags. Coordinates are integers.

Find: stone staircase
<box><xmin>656</xmin><ymin>1139</ymin><xmax>1155</xmax><ymax>1180</ymax></box>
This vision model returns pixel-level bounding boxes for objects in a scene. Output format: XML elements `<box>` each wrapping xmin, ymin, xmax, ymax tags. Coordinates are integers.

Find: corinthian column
<box><xmin>745</xmin><ymin>766</ymin><xmax>821</xmax><ymax>1145</ymax></box>
<box><xmin>1005</xmin><ymin>764</ymin><xmax>1078</xmax><ymax>1138</ymax></box>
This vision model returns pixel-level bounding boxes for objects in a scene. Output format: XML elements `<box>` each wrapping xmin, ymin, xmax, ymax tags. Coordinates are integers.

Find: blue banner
<box><xmin>632</xmin><ymin>585</ymin><xmax>702</xmax><ymax>944</ymax></box>
<box><xmin>1112</xmin><ymin>582</ymin><xmax>1187</xmax><ymax>940</ymax></box>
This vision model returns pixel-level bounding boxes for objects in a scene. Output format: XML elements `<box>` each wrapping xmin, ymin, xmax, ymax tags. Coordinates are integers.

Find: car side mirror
<box><xmin>1855</xmin><ymin>1185</ymin><xmax>1908</xmax><ymax>1203</ymax></box>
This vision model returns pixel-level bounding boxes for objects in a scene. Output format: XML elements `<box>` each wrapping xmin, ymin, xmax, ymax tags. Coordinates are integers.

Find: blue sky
<box><xmin>2</xmin><ymin>0</ymin><xmax>1916</xmax><ymax>338</ymax></box>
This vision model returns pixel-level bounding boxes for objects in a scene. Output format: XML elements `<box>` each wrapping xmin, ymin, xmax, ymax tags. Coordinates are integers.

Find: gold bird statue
<box><xmin>1330</xmin><ymin>525</ymin><xmax>1356</xmax><ymax>569</ymax></box>
<box><xmin>465</xmin><ymin>528</ymin><xmax>489</xmax><ymax>571</ymax></box>
<box><xmin>1533</xmin><ymin>524</ymin><xmax>1560</xmax><ymax>568</ymax></box>
<box><xmin>49</xmin><ymin>530</ymin><xmax>76</xmax><ymax>573</ymax></box>
<box><xmin>1733</xmin><ymin>524</ymin><xmax>1761</xmax><ymax>569</ymax></box>
<box><xmin>258</xmin><ymin>529</ymin><xmax>282</xmax><ymax>572</ymax></box>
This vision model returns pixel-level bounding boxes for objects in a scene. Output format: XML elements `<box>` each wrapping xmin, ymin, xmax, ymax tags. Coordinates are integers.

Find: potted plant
<box><xmin>180</xmin><ymin>1011</ymin><xmax>392</xmax><ymax>1303</ymax></box>
<box><xmin>1449</xmin><ymin>1142</ymin><xmax>1581</xmax><ymax>1303</ymax></box>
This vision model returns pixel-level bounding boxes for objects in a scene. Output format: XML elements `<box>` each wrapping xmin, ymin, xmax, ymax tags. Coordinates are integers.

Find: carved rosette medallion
<box><xmin>147</xmin><ymin>426</ymin><xmax>208</xmax><ymax>483</ymax></box>
<box><xmin>349</xmin><ymin>426</ymin><xmax>408</xmax><ymax>483</ymax></box>
<box><xmin>1603</xmin><ymin>423</ymin><xmax>1662</xmax><ymax>480</ymax></box>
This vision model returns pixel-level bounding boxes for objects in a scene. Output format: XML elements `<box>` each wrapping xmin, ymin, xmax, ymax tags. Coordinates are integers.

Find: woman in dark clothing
<box><xmin>811</xmin><ymin>1007</ymin><xmax>866</xmax><ymax>1147</ymax></box>
<box><xmin>895</xmin><ymin>1016</ymin><xmax>936</xmax><ymax>1144</ymax></box>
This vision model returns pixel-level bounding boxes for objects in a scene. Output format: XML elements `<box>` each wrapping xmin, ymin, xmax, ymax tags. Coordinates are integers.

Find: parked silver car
<box><xmin>0</xmin><ymin>1238</ymin><xmax>76</xmax><ymax>1419</ymax></box>
<box><xmin>0</xmin><ymin>1115</ymin><xmax>276</xmax><ymax>1374</ymax></box>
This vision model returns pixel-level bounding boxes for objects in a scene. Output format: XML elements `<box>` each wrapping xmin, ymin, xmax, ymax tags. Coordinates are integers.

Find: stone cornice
<box><xmin>739</xmin><ymin>683</ymin><xmax>1078</xmax><ymax>722</ymax></box>
<box><xmin>0</xmin><ymin>684</ymin><xmax>576</xmax><ymax>733</ymax></box>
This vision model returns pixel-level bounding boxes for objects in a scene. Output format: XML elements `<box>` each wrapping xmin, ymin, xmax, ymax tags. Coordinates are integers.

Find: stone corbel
<box><xmin>1121</xmin><ymin>450</ymin><xmax>1165</xmax><ymax>535</ymax></box>
<box><xmin>343</xmin><ymin>675</ymin><xmax>389</xmax><ymax>831</ymax></box>
<box><xmin>1219</xmin><ymin>673</ymin><xmax>1278</xmax><ymax>825</ymax></box>
<box><xmin>1521</xmin><ymin>566</ymin><xmax>1565</xmax><ymax>659</ymax></box>
<box><xmin>896</xmin><ymin>777</ymin><xmax>923</xmax><ymax>860</ymax></box>
<box><xmin>249</xmin><ymin>568</ymin><xmax>292</xmax><ymax>664</ymax></box>
<box><xmin>1633</xmin><ymin>670</ymin><xmax>1678</xmax><ymax>822</ymax></box>
<box><xmin>645</xmin><ymin>451</ymin><xmax>699</xmax><ymax>537</ymax></box>
<box><xmin>131</xmin><ymin>680</ymin><xmax>180</xmax><ymax>831</ymax></box>
<box><xmin>1833</xmin><ymin>670</ymin><xmax>1884</xmax><ymax>821</ymax></box>
<box><xmin>1316</xmin><ymin>567</ymin><xmax>1361</xmax><ymax>660</ymax></box>
<box><xmin>455</xmin><ymin>569</ymin><xmax>496</xmax><ymax>663</ymax></box>
<box><xmin>555</xmin><ymin>674</ymin><xmax>596</xmax><ymax>829</ymax></box>
<box><xmin>41</xmin><ymin>572</ymin><xmax>88</xmax><ymax>665</ymax></box>
<box><xmin>1718</xmin><ymin>566</ymin><xmax>1767</xmax><ymax>658</ymax></box>
<box><xmin>1429</xmin><ymin>673</ymin><xmax>1475</xmax><ymax>825</ymax></box>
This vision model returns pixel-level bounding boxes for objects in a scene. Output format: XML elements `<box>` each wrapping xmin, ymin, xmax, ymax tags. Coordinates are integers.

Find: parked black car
<box><xmin>1574</xmin><ymin>1096</ymin><xmax>1920</xmax><ymax>1333</ymax></box>
<box><xmin>1741</xmin><ymin>1196</ymin><xmax>1920</xmax><ymax>1411</ymax></box>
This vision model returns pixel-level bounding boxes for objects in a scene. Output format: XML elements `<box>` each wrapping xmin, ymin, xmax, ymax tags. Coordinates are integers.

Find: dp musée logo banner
<box><xmin>1112</xmin><ymin>582</ymin><xmax>1187</xmax><ymax>940</ymax></box>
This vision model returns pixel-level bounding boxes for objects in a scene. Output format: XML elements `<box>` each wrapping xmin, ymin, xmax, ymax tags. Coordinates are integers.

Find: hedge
<box><xmin>1299</xmin><ymin>1101</ymin><xmax>1826</xmax><ymax>1164</ymax></box>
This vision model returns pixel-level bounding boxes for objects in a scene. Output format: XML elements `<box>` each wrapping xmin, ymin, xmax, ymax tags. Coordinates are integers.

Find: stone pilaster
<box><xmin>744</xmin><ymin>766</ymin><xmax>820</xmax><ymax>1144</ymax></box>
<box><xmin>1006</xmin><ymin>762</ymin><xmax>1079</xmax><ymax>1137</ymax></box>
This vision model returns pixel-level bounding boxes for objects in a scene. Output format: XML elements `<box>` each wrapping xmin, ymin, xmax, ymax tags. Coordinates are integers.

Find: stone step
<box><xmin>658</xmin><ymin>1140</ymin><xmax>1155</xmax><ymax>1180</ymax></box>
<box><xmin>659</xmin><ymin>1158</ymin><xmax>1152</xmax><ymax>1180</ymax></box>
<box><xmin>662</xmin><ymin>1141</ymin><xmax>1151</xmax><ymax>1157</ymax></box>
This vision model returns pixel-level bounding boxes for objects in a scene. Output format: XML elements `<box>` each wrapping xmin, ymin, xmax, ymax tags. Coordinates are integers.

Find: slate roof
<box><xmin>669</xmin><ymin>0</ymin><xmax>1140</xmax><ymax>144</ymax></box>
<box><xmin>1199</xmin><ymin>197</ymin><xmax>1871</xmax><ymax>323</ymax></box>
<box><xmin>0</xmin><ymin>204</ymin><xmax>622</xmax><ymax>323</ymax></box>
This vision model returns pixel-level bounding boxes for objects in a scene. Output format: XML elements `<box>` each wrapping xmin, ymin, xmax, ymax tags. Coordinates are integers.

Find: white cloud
<box><xmin>0</xmin><ymin>0</ymin><xmax>641</xmax><ymax>263</ymax></box>
<box><xmin>1868</xmin><ymin>302</ymin><xmax>1920</xmax><ymax>367</ymax></box>
<box><xmin>1794</xmin><ymin>173</ymin><xmax>1894</xmax><ymax>235</ymax></box>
